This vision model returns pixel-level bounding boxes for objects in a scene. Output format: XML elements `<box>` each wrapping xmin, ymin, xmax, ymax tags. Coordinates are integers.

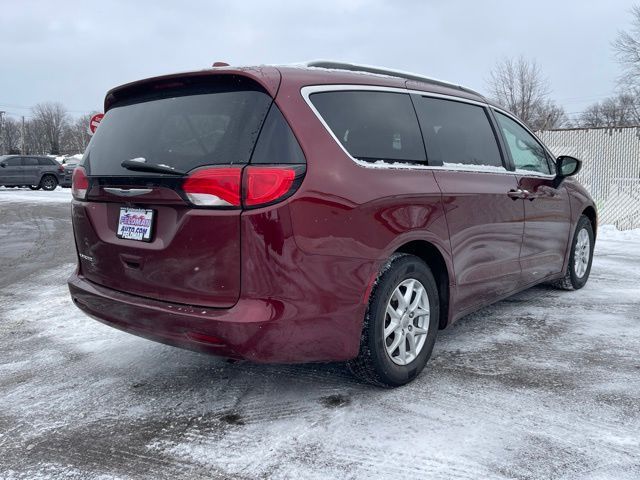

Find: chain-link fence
<box><xmin>537</xmin><ymin>127</ymin><xmax>640</xmax><ymax>230</ymax></box>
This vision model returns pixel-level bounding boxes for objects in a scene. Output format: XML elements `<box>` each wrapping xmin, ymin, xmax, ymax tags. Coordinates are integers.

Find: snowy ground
<box><xmin>0</xmin><ymin>190</ymin><xmax>639</xmax><ymax>479</ymax></box>
<box><xmin>0</xmin><ymin>186</ymin><xmax>71</xmax><ymax>204</ymax></box>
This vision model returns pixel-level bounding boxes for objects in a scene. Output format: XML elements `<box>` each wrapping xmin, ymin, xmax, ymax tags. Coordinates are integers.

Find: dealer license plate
<box><xmin>116</xmin><ymin>207</ymin><xmax>154</xmax><ymax>242</ymax></box>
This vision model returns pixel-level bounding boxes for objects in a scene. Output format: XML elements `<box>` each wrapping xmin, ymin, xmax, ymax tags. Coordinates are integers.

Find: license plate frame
<box><xmin>116</xmin><ymin>207</ymin><xmax>155</xmax><ymax>242</ymax></box>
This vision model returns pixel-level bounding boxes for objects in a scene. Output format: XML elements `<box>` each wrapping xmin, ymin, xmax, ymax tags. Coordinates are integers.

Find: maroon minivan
<box><xmin>68</xmin><ymin>61</ymin><xmax>596</xmax><ymax>386</ymax></box>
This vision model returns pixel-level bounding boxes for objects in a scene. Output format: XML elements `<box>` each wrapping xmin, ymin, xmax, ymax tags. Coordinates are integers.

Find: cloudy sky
<box><xmin>0</xmin><ymin>0</ymin><xmax>636</xmax><ymax>121</ymax></box>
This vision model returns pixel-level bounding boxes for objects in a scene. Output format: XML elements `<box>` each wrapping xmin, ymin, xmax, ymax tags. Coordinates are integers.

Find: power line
<box><xmin>0</xmin><ymin>102</ymin><xmax>96</xmax><ymax>114</ymax></box>
<box><xmin>1</xmin><ymin>111</ymin><xmax>35</xmax><ymax>119</ymax></box>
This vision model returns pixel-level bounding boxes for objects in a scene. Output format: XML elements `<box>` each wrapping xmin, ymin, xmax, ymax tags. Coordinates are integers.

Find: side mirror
<box><xmin>554</xmin><ymin>155</ymin><xmax>581</xmax><ymax>187</ymax></box>
<box><xmin>0</xmin><ymin>162</ymin><xmax>6</xmax><ymax>168</ymax></box>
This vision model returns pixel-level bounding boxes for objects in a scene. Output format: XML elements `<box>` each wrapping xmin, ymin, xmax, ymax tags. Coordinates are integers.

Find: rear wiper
<box><xmin>121</xmin><ymin>158</ymin><xmax>185</xmax><ymax>176</ymax></box>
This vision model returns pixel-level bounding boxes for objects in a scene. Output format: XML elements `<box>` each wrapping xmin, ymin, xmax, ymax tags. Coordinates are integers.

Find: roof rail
<box><xmin>305</xmin><ymin>61</ymin><xmax>484</xmax><ymax>98</ymax></box>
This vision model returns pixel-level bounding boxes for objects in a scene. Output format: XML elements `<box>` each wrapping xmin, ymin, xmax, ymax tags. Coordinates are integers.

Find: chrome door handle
<box><xmin>103</xmin><ymin>187</ymin><xmax>153</xmax><ymax>197</ymax></box>
<box><xmin>507</xmin><ymin>189</ymin><xmax>529</xmax><ymax>200</ymax></box>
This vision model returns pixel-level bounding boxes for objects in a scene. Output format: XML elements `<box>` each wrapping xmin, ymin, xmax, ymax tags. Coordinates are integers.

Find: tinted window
<box><xmin>37</xmin><ymin>158</ymin><xmax>54</xmax><ymax>166</ymax></box>
<box><xmin>23</xmin><ymin>158</ymin><xmax>38</xmax><ymax>166</ymax></box>
<box><xmin>310</xmin><ymin>91</ymin><xmax>426</xmax><ymax>163</ymax></box>
<box><xmin>495</xmin><ymin>112</ymin><xmax>551</xmax><ymax>174</ymax></box>
<box><xmin>251</xmin><ymin>104</ymin><xmax>305</xmax><ymax>164</ymax></box>
<box><xmin>414</xmin><ymin>97</ymin><xmax>502</xmax><ymax>168</ymax></box>
<box><xmin>3</xmin><ymin>157</ymin><xmax>22</xmax><ymax>167</ymax></box>
<box><xmin>84</xmin><ymin>78</ymin><xmax>272</xmax><ymax>176</ymax></box>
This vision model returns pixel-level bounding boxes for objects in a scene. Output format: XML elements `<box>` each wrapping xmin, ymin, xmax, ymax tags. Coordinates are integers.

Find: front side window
<box><xmin>495</xmin><ymin>112</ymin><xmax>551</xmax><ymax>175</ymax></box>
<box><xmin>310</xmin><ymin>91</ymin><xmax>426</xmax><ymax>163</ymax></box>
<box><xmin>414</xmin><ymin>96</ymin><xmax>503</xmax><ymax>168</ymax></box>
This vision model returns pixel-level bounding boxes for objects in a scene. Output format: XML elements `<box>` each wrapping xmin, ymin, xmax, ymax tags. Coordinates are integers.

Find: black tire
<box><xmin>39</xmin><ymin>175</ymin><xmax>58</xmax><ymax>191</ymax></box>
<box><xmin>28</xmin><ymin>185</ymin><xmax>41</xmax><ymax>190</ymax></box>
<box><xmin>551</xmin><ymin>215</ymin><xmax>594</xmax><ymax>290</ymax></box>
<box><xmin>348</xmin><ymin>253</ymin><xmax>439</xmax><ymax>387</ymax></box>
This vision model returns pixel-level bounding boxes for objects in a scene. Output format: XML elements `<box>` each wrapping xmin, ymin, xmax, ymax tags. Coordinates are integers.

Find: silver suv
<box><xmin>0</xmin><ymin>155</ymin><xmax>64</xmax><ymax>190</ymax></box>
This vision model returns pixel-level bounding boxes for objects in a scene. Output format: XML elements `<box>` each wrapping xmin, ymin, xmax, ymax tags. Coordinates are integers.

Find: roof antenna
<box><xmin>212</xmin><ymin>61</ymin><xmax>230</xmax><ymax>67</ymax></box>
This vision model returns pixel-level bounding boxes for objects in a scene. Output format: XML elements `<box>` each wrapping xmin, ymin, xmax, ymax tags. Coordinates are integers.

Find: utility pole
<box><xmin>21</xmin><ymin>116</ymin><xmax>26</xmax><ymax>154</ymax></box>
<box><xmin>0</xmin><ymin>111</ymin><xmax>5</xmax><ymax>155</ymax></box>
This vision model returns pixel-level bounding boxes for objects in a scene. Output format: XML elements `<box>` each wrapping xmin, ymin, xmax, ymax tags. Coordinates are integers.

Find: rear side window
<box><xmin>23</xmin><ymin>158</ymin><xmax>38</xmax><ymax>166</ymax></box>
<box><xmin>3</xmin><ymin>157</ymin><xmax>22</xmax><ymax>167</ymax></box>
<box><xmin>251</xmin><ymin>104</ymin><xmax>305</xmax><ymax>164</ymax></box>
<box><xmin>310</xmin><ymin>91</ymin><xmax>426</xmax><ymax>163</ymax></box>
<box><xmin>414</xmin><ymin>97</ymin><xmax>503</xmax><ymax>168</ymax></box>
<box><xmin>38</xmin><ymin>158</ymin><xmax>53</xmax><ymax>166</ymax></box>
<box><xmin>84</xmin><ymin>77</ymin><xmax>273</xmax><ymax>176</ymax></box>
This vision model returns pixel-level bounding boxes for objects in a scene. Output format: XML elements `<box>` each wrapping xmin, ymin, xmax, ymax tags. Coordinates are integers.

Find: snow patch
<box><xmin>0</xmin><ymin>186</ymin><xmax>71</xmax><ymax>203</ymax></box>
<box><xmin>443</xmin><ymin>162</ymin><xmax>508</xmax><ymax>173</ymax></box>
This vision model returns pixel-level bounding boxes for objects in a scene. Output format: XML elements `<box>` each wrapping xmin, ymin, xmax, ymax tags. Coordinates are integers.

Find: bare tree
<box><xmin>488</xmin><ymin>56</ymin><xmax>550</xmax><ymax>123</ymax></box>
<box><xmin>1</xmin><ymin>117</ymin><xmax>21</xmax><ymax>154</ymax></box>
<box><xmin>579</xmin><ymin>93</ymin><xmax>639</xmax><ymax>127</ymax></box>
<box><xmin>23</xmin><ymin>118</ymin><xmax>49</xmax><ymax>154</ymax></box>
<box><xmin>31</xmin><ymin>102</ymin><xmax>68</xmax><ymax>155</ymax></box>
<box><xmin>61</xmin><ymin>113</ymin><xmax>95</xmax><ymax>154</ymax></box>
<box><xmin>487</xmin><ymin>56</ymin><xmax>566</xmax><ymax>130</ymax></box>
<box><xmin>613</xmin><ymin>5</ymin><xmax>640</xmax><ymax>88</ymax></box>
<box><xmin>580</xmin><ymin>103</ymin><xmax>608</xmax><ymax>128</ymax></box>
<box><xmin>533</xmin><ymin>100</ymin><xmax>569</xmax><ymax>130</ymax></box>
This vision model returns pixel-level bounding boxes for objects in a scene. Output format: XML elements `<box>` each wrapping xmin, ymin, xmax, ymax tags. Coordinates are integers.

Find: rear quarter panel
<box><xmin>275</xmin><ymin>69</ymin><xmax>451</xmax><ymax>264</ymax></box>
<box><xmin>273</xmin><ymin>72</ymin><xmax>453</xmax><ymax>332</ymax></box>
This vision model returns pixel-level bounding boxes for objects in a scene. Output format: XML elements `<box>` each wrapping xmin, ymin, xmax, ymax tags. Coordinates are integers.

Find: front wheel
<box><xmin>348</xmin><ymin>254</ymin><xmax>439</xmax><ymax>387</ymax></box>
<box><xmin>552</xmin><ymin>215</ymin><xmax>594</xmax><ymax>290</ymax></box>
<box><xmin>39</xmin><ymin>175</ymin><xmax>58</xmax><ymax>191</ymax></box>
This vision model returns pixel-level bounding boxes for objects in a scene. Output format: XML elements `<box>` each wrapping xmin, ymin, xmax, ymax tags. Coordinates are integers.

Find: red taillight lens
<box><xmin>182</xmin><ymin>165</ymin><xmax>302</xmax><ymax>208</ymax></box>
<box><xmin>58</xmin><ymin>164</ymin><xmax>64</xmax><ymax>173</ymax></box>
<box><xmin>245</xmin><ymin>167</ymin><xmax>296</xmax><ymax>207</ymax></box>
<box><xmin>183</xmin><ymin>167</ymin><xmax>242</xmax><ymax>207</ymax></box>
<box><xmin>72</xmin><ymin>167</ymin><xmax>89</xmax><ymax>200</ymax></box>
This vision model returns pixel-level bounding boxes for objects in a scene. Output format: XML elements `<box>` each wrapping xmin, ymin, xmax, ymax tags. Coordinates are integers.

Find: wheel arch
<box><xmin>394</xmin><ymin>240</ymin><xmax>451</xmax><ymax>330</ymax></box>
<box><xmin>582</xmin><ymin>205</ymin><xmax>597</xmax><ymax>238</ymax></box>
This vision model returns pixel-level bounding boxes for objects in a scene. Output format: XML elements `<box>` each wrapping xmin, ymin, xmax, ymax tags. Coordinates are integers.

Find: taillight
<box><xmin>58</xmin><ymin>164</ymin><xmax>64</xmax><ymax>173</ymax></box>
<box><xmin>72</xmin><ymin>167</ymin><xmax>89</xmax><ymax>200</ymax></box>
<box><xmin>181</xmin><ymin>165</ymin><xmax>303</xmax><ymax>208</ymax></box>
<box><xmin>245</xmin><ymin>167</ymin><xmax>296</xmax><ymax>206</ymax></box>
<box><xmin>182</xmin><ymin>167</ymin><xmax>241</xmax><ymax>206</ymax></box>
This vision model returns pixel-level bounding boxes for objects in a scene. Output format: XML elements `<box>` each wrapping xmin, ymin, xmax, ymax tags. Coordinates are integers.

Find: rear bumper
<box><xmin>68</xmin><ymin>271</ymin><xmax>367</xmax><ymax>363</ymax></box>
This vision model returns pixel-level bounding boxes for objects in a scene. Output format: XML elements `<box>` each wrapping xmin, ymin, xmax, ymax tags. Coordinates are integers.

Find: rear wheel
<box><xmin>551</xmin><ymin>215</ymin><xmax>594</xmax><ymax>290</ymax></box>
<box><xmin>348</xmin><ymin>254</ymin><xmax>439</xmax><ymax>387</ymax></box>
<box><xmin>40</xmin><ymin>175</ymin><xmax>58</xmax><ymax>191</ymax></box>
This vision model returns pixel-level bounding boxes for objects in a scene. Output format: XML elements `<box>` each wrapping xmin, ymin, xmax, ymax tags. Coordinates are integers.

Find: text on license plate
<box><xmin>117</xmin><ymin>207</ymin><xmax>154</xmax><ymax>241</ymax></box>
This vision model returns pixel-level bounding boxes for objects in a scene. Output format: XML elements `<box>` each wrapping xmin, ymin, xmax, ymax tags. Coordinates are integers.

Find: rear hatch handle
<box><xmin>103</xmin><ymin>187</ymin><xmax>153</xmax><ymax>197</ymax></box>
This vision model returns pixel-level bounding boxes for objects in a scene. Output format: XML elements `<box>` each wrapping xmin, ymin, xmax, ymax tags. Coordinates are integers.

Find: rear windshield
<box><xmin>84</xmin><ymin>77</ymin><xmax>273</xmax><ymax>176</ymax></box>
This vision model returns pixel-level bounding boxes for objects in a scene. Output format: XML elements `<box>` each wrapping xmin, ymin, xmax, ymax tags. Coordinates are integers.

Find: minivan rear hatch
<box><xmin>72</xmin><ymin>73</ymin><xmax>278</xmax><ymax>308</ymax></box>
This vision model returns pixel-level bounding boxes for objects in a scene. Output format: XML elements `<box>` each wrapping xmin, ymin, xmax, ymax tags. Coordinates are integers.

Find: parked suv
<box><xmin>60</xmin><ymin>157</ymin><xmax>82</xmax><ymax>188</ymax></box>
<box><xmin>0</xmin><ymin>155</ymin><xmax>63</xmax><ymax>190</ymax></box>
<box><xmin>68</xmin><ymin>62</ymin><xmax>596</xmax><ymax>387</ymax></box>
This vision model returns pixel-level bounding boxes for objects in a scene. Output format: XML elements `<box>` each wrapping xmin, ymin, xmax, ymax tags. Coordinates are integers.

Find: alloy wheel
<box><xmin>42</xmin><ymin>177</ymin><xmax>56</xmax><ymax>190</ymax></box>
<box><xmin>574</xmin><ymin>228</ymin><xmax>590</xmax><ymax>278</ymax></box>
<box><xmin>383</xmin><ymin>278</ymin><xmax>430</xmax><ymax>366</ymax></box>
